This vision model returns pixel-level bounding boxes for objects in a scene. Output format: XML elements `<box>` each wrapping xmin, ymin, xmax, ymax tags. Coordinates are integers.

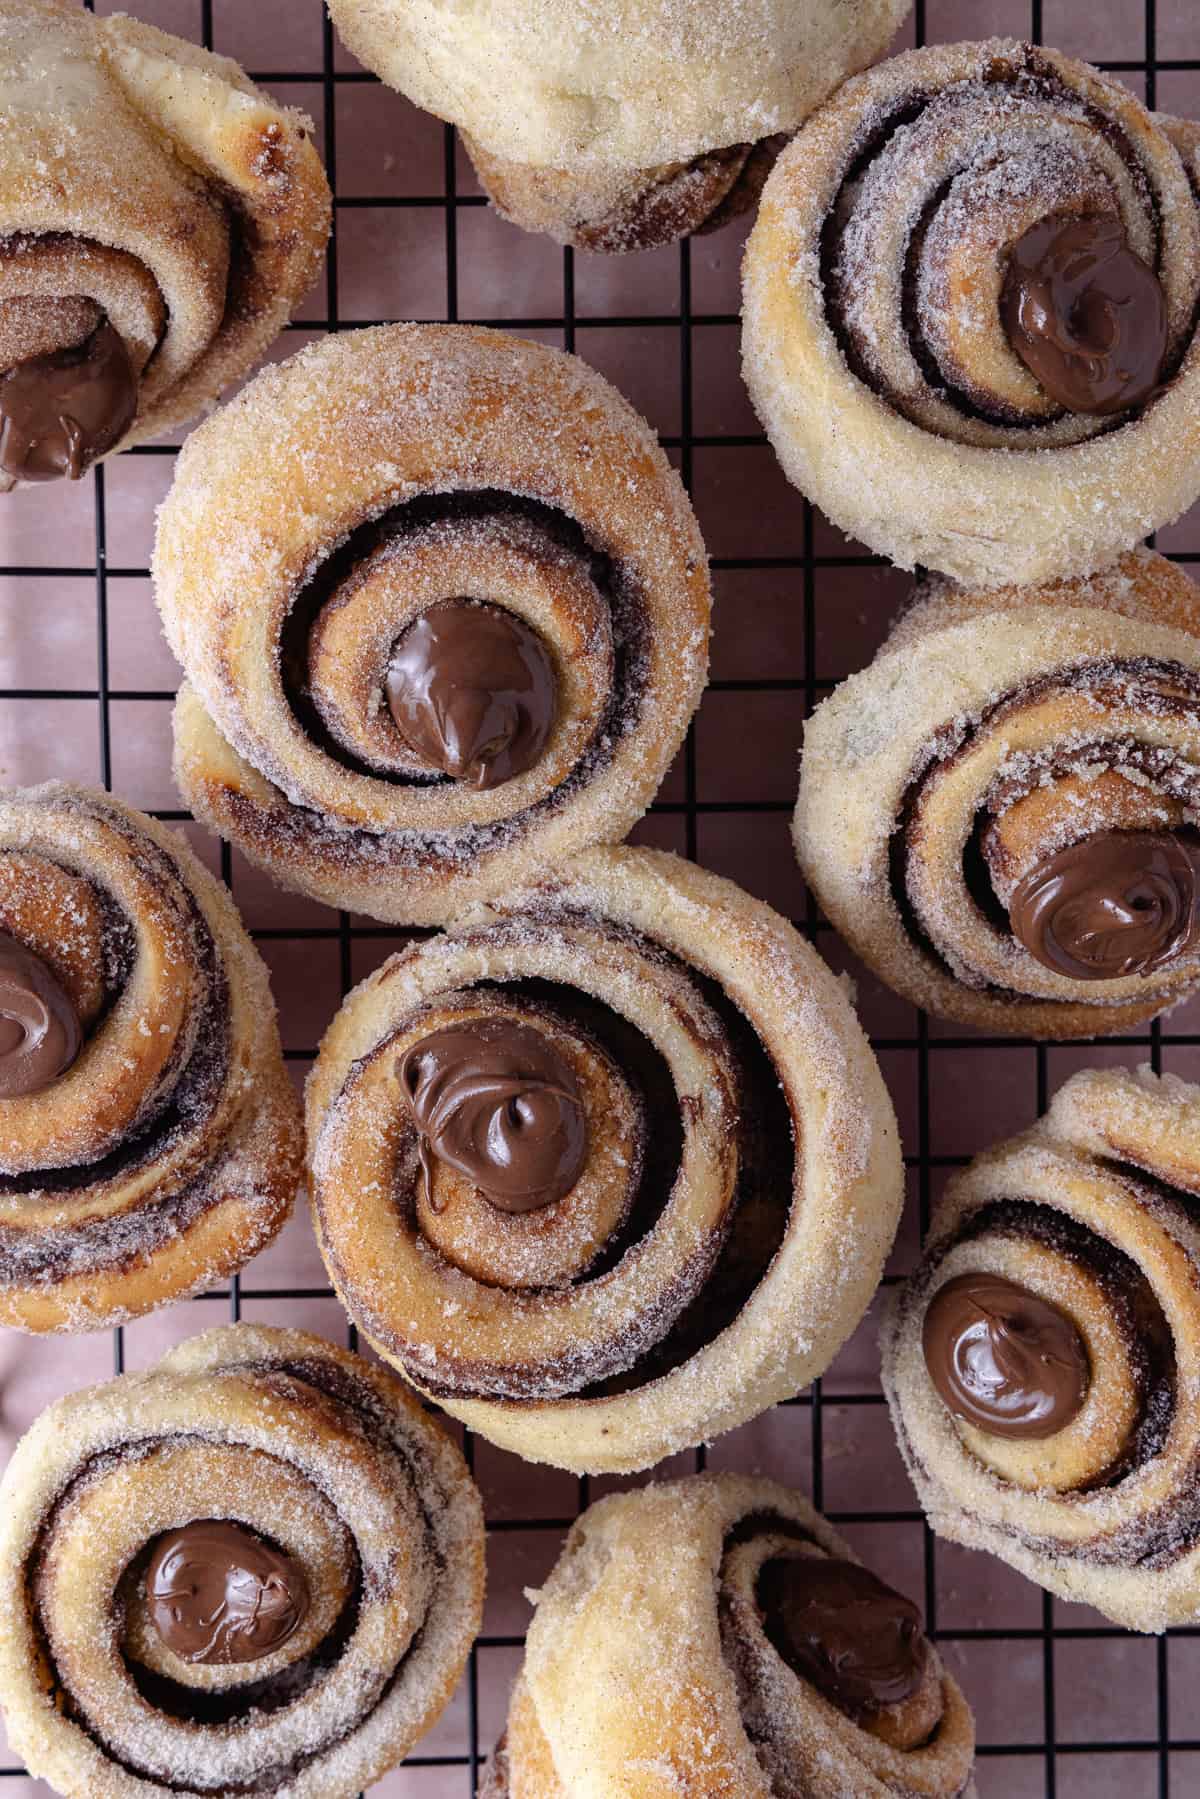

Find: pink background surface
<box><xmin>2</xmin><ymin>2</ymin><xmax>1199</xmax><ymax>1794</ymax></box>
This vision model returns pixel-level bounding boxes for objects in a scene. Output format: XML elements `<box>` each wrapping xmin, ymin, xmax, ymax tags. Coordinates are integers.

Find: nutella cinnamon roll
<box><xmin>795</xmin><ymin>549</ymin><xmax>1200</xmax><ymax>1038</ymax></box>
<box><xmin>0</xmin><ymin>1323</ymin><xmax>486</xmax><ymax>1796</ymax></box>
<box><xmin>883</xmin><ymin>1066</ymin><xmax>1200</xmax><ymax>1633</ymax></box>
<box><xmin>0</xmin><ymin>0</ymin><xmax>330</xmax><ymax>486</ymax></box>
<box><xmin>307</xmin><ymin>846</ymin><xmax>903</xmax><ymax>1474</ymax></box>
<box><xmin>0</xmin><ymin>784</ymin><xmax>302</xmax><ymax>1332</ymax></box>
<box><xmin>326</xmin><ymin>0</ymin><xmax>910</xmax><ymax>251</ymax></box>
<box><xmin>480</xmin><ymin>1474</ymin><xmax>976</xmax><ymax>1797</ymax></box>
<box><xmin>743</xmin><ymin>39</ymin><xmax>1200</xmax><ymax>588</ymax></box>
<box><xmin>156</xmin><ymin>325</ymin><xmax>711</xmax><ymax>926</ymax></box>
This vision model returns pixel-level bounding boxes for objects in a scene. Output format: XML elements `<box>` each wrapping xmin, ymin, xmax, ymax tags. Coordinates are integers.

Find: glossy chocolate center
<box><xmin>0</xmin><ymin>320</ymin><xmax>137</xmax><ymax>483</ymax></box>
<box><xmin>385</xmin><ymin>600</ymin><xmax>556</xmax><ymax>790</ymax></box>
<box><xmin>398</xmin><ymin>1017</ymin><xmax>587</xmax><ymax>1213</ymax></box>
<box><xmin>1001</xmin><ymin>211</ymin><xmax>1167</xmax><ymax>416</ymax></box>
<box><xmin>923</xmin><ymin>1272</ymin><xmax>1089</xmax><ymax>1440</ymax></box>
<box><xmin>1009</xmin><ymin>831</ymin><xmax>1197</xmax><ymax>980</ymax></box>
<box><xmin>759</xmin><ymin>1555</ymin><xmax>928</xmax><ymax>1715</ymax></box>
<box><xmin>146</xmin><ymin>1521</ymin><xmax>310</xmax><ymax>1666</ymax></box>
<box><xmin>0</xmin><ymin>932</ymin><xmax>81</xmax><ymax>1098</ymax></box>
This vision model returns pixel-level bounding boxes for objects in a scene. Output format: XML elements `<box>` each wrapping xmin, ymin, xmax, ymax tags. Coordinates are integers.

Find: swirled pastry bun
<box><xmin>743</xmin><ymin>39</ymin><xmax>1200</xmax><ymax>587</ymax></box>
<box><xmin>326</xmin><ymin>0</ymin><xmax>910</xmax><ymax>250</ymax></box>
<box><xmin>795</xmin><ymin>550</ymin><xmax>1200</xmax><ymax>1039</ymax></box>
<box><xmin>306</xmin><ymin>845</ymin><xmax>903</xmax><ymax>1474</ymax></box>
<box><xmin>0</xmin><ymin>1324</ymin><xmax>485</xmax><ymax>1797</ymax></box>
<box><xmin>482</xmin><ymin>1474</ymin><xmax>976</xmax><ymax>1797</ymax></box>
<box><xmin>155</xmin><ymin>324</ymin><xmax>710</xmax><ymax>926</ymax></box>
<box><xmin>0</xmin><ymin>0</ymin><xmax>330</xmax><ymax>485</ymax></box>
<box><xmin>884</xmin><ymin>1066</ymin><xmax>1200</xmax><ymax>1632</ymax></box>
<box><xmin>0</xmin><ymin>783</ymin><xmax>302</xmax><ymax>1333</ymax></box>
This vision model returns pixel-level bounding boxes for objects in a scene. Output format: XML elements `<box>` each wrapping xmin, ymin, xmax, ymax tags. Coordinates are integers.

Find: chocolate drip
<box><xmin>146</xmin><ymin>1521</ymin><xmax>309</xmax><ymax>1666</ymax></box>
<box><xmin>0</xmin><ymin>933</ymin><xmax>81</xmax><ymax>1098</ymax></box>
<box><xmin>0</xmin><ymin>321</ymin><xmax>137</xmax><ymax>483</ymax></box>
<box><xmin>1009</xmin><ymin>831</ymin><xmax>1198</xmax><ymax>980</ymax></box>
<box><xmin>1002</xmin><ymin>211</ymin><xmax>1168</xmax><ymax>416</ymax></box>
<box><xmin>398</xmin><ymin>1017</ymin><xmax>586</xmax><ymax>1214</ymax></box>
<box><xmin>923</xmin><ymin>1272</ymin><xmax>1090</xmax><ymax>1439</ymax></box>
<box><xmin>758</xmin><ymin>1556</ymin><xmax>928</xmax><ymax>1716</ymax></box>
<box><xmin>386</xmin><ymin>600</ymin><xmax>556</xmax><ymax>790</ymax></box>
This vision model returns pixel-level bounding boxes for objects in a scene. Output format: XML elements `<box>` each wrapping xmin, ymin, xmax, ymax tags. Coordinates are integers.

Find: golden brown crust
<box><xmin>306</xmin><ymin>845</ymin><xmax>903</xmax><ymax>1474</ymax></box>
<box><xmin>0</xmin><ymin>1323</ymin><xmax>486</xmax><ymax>1797</ymax></box>
<box><xmin>0</xmin><ymin>784</ymin><xmax>302</xmax><ymax>1334</ymax></box>
<box><xmin>462</xmin><ymin>134</ymin><xmax>790</xmax><ymax>252</ymax></box>
<box><xmin>328</xmin><ymin>0</ymin><xmax>907</xmax><ymax>249</ymax></box>
<box><xmin>743</xmin><ymin>39</ymin><xmax>1200</xmax><ymax>587</ymax></box>
<box><xmin>883</xmin><ymin>1066</ymin><xmax>1200</xmax><ymax>1632</ymax></box>
<box><xmin>795</xmin><ymin>549</ymin><xmax>1200</xmax><ymax>1039</ymax></box>
<box><xmin>157</xmin><ymin>325</ymin><xmax>711</xmax><ymax>926</ymax></box>
<box><xmin>0</xmin><ymin>0</ymin><xmax>329</xmax><ymax>476</ymax></box>
<box><xmin>487</xmin><ymin>1474</ymin><xmax>975</xmax><ymax>1797</ymax></box>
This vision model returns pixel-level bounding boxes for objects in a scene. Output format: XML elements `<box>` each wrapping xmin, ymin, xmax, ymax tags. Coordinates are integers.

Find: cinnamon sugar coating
<box><xmin>743</xmin><ymin>39</ymin><xmax>1200</xmax><ymax>587</ymax></box>
<box><xmin>0</xmin><ymin>1323</ymin><xmax>485</xmax><ymax>1796</ymax></box>
<box><xmin>0</xmin><ymin>785</ymin><xmax>302</xmax><ymax>1333</ymax></box>
<box><xmin>327</xmin><ymin>0</ymin><xmax>909</xmax><ymax>250</ymax></box>
<box><xmin>795</xmin><ymin>549</ymin><xmax>1200</xmax><ymax>1038</ymax></box>
<box><xmin>155</xmin><ymin>325</ymin><xmax>711</xmax><ymax>926</ymax></box>
<box><xmin>483</xmin><ymin>1474</ymin><xmax>976</xmax><ymax>1796</ymax></box>
<box><xmin>306</xmin><ymin>845</ymin><xmax>903</xmax><ymax>1475</ymax></box>
<box><xmin>883</xmin><ymin>1067</ymin><xmax>1200</xmax><ymax>1632</ymax></box>
<box><xmin>0</xmin><ymin>0</ymin><xmax>330</xmax><ymax>481</ymax></box>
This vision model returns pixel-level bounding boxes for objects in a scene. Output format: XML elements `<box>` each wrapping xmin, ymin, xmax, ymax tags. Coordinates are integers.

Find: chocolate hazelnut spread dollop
<box><xmin>758</xmin><ymin>1555</ymin><xmax>929</xmax><ymax>1715</ymax></box>
<box><xmin>922</xmin><ymin>1272</ymin><xmax>1089</xmax><ymax>1440</ymax></box>
<box><xmin>0</xmin><ymin>321</ymin><xmax>137</xmax><ymax>483</ymax></box>
<box><xmin>398</xmin><ymin>1017</ymin><xmax>587</xmax><ymax>1213</ymax></box>
<box><xmin>1009</xmin><ymin>831</ymin><xmax>1197</xmax><ymax>980</ymax></box>
<box><xmin>0</xmin><ymin>932</ymin><xmax>82</xmax><ymax>1098</ymax></box>
<box><xmin>386</xmin><ymin>599</ymin><xmax>557</xmax><ymax>789</ymax></box>
<box><xmin>1001</xmin><ymin>211</ymin><xmax>1168</xmax><ymax>416</ymax></box>
<box><xmin>146</xmin><ymin>1520</ymin><xmax>310</xmax><ymax>1666</ymax></box>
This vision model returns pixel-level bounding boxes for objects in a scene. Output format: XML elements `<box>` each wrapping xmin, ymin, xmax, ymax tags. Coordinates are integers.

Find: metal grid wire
<box><xmin>2</xmin><ymin>1</ymin><xmax>1200</xmax><ymax>1794</ymax></box>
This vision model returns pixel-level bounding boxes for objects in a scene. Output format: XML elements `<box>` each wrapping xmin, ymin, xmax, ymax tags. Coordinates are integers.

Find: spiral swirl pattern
<box><xmin>795</xmin><ymin>549</ymin><xmax>1200</xmax><ymax>1038</ymax></box>
<box><xmin>307</xmin><ymin>846</ymin><xmax>902</xmax><ymax>1474</ymax></box>
<box><xmin>0</xmin><ymin>0</ymin><xmax>329</xmax><ymax>483</ymax></box>
<box><xmin>156</xmin><ymin>325</ymin><xmax>710</xmax><ymax>926</ymax></box>
<box><xmin>0</xmin><ymin>1324</ymin><xmax>485</xmax><ymax>1797</ymax></box>
<box><xmin>744</xmin><ymin>39</ymin><xmax>1200</xmax><ymax>587</ymax></box>
<box><xmin>883</xmin><ymin>1067</ymin><xmax>1200</xmax><ymax>1632</ymax></box>
<box><xmin>0</xmin><ymin>785</ymin><xmax>302</xmax><ymax>1333</ymax></box>
<box><xmin>482</xmin><ymin>1474</ymin><xmax>976</xmax><ymax>1798</ymax></box>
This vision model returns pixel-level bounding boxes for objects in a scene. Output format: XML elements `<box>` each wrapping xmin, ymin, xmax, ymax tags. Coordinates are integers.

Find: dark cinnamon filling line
<box><xmin>24</xmin><ymin>1357</ymin><xmax>446</xmax><ymax>1795</ymax></box>
<box><xmin>888</xmin><ymin>657</ymin><xmax>1200</xmax><ymax>1000</ymax></box>
<box><xmin>821</xmin><ymin>46</ymin><xmax>1186</xmax><ymax>437</ymax></box>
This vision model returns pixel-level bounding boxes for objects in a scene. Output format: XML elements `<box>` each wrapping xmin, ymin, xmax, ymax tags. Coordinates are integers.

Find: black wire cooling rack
<box><xmin>3</xmin><ymin>2</ymin><xmax>1200</xmax><ymax>1794</ymax></box>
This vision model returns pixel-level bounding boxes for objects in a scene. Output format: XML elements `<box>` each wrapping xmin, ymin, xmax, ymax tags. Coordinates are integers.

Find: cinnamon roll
<box><xmin>795</xmin><ymin>548</ymin><xmax>1200</xmax><ymax>1038</ymax></box>
<box><xmin>307</xmin><ymin>845</ymin><xmax>903</xmax><ymax>1474</ymax></box>
<box><xmin>883</xmin><ymin>1065</ymin><xmax>1200</xmax><ymax>1633</ymax></box>
<box><xmin>480</xmin><ymin>1473</ymin><xmax>976</xmax><ymax>1797</ymax></box>
<box><xmin>743</xmin><ymin>39</ymin><xmax>1200</xmax><ymax>588</ymax></box>
<box><xmin>325</xmin><ymin>0</ymin><xmax>910</xmax><ymax>252</ymax></box>
<box><xmin>0</xmin><ymin>0</ymin><xmax>330</xmax><ymax>486</ymax></box>
<box><xmin>156</xmin><ymin>325</ymin><xmax>711</xmax><ymax>926</ymax></box>
<box><xmin>0</xmin><ymin>783</ymin><xmax>302</xmax><ymax>1333</ymax></box>
<box><xmin>0</xmin><ymin>1323</ymin><xmax>486</xmax><ymax>1795</ymax></box>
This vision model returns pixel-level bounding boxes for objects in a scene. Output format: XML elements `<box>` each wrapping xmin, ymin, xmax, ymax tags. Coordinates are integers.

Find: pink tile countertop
<box><xmin>2</xmin><ymin>2</ymin><xmax>1200</xmax><ymax>1795</ymax></box>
